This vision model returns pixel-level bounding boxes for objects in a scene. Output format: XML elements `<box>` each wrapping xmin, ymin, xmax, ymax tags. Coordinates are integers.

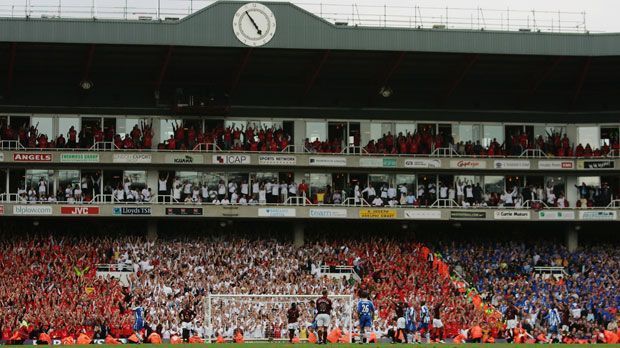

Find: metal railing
<box><xmin>0</xmin><ymin>1</ymin><xmax>591</xmax><ymax>33</ymax></box>
<box><xmin>534</xmin><ymin>266</ymin><xmax>568</xmax><ymax>280</ymax></box>
<box><xmin>519</xmin><ymin>149</ymin><xmax>549</xmax><ymax>158</ymax></box>
<box><xmin>89</xmin><ymin>142</ymin><xmax>118</xmax><ymax>151</ymax></box>
<box><xmin>1</xmin><ymin>194</ymin><xmax>619</xmax><ymax>210</ymax></box>
<box><xmin>431</xmin><ymin>147</ymin><xmax>460</xmax><ymax>157</ymax></box>
<box><xmin>431</xmin><ymin>198</ymin><xmax>460</xmax><ymax>208</ymax></box>
<box><xmin>0</xmin><ymin>140</ymin><xmax>25</xmax><ymax>150</ymax></box>
<box><xmin>318</xmin><ymin>264</ymin><xmax>361</xmax><ymax>282</ymax></box>
<box><xmin>522</xmin><ymin>199</ymin><xmax>549</xmax><ymax>209</ymax></box>
<box><xmin>96</xmin><ymin>264</ymin><xmax>134</xmax><ymax>273</ymax></box>
<box><xmin>2</xmin><ymin>140</ymin><xmax>620</xmax><ymax>159</ymax></box>
<box><xmin>192</xmin><ymin>142</ymin><xmax>220</xmax><ymax>152</ymax></box>
<box><xmin>283</xmin><ymin>195</ymin><xmax>313</xmax><ymax>206</ymax></box>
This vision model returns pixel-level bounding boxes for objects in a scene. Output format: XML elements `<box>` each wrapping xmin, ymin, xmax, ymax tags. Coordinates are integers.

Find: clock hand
<box><xmin>245</xmin><ymin>11</ymin><xmax>262</xmax><ymax>35</ymax></box>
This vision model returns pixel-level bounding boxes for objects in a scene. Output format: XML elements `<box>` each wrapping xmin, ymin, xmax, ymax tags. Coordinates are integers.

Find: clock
<box><xmin>232</xmin><ymin>3</ymin><xmax>277</xmax><ymax>47</ymax></box>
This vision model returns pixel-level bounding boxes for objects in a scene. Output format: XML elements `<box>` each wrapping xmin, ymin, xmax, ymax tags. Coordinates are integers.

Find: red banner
<box><xmin>60</xmin><ymin>206</ymin><xmax>100</xmax><ymax>215</ymax></box>
<box><xmin>13</xmin><ymin>153</ymin><xmax>53</xmax><ymax>162</ymax></box>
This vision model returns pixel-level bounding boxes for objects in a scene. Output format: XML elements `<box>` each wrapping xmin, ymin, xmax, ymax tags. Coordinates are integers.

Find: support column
<box><xmin>147</xmin><ymin>220</ymin><xmax>158</xmax><ymax>241</ymax></box>
<box><xmin>146</xmin><ymin>169</ymin><xmax>160</xmax><ymax>195</ymax></box>
<box><xmin>566</xmin><ymin>225</ymin><xmax>578</xmax><ymax>252</ymax></box>
<box><xmin>293</xmin><ymin>223</ymin><xmax>305</xmax><ymax>247</ymax></box>
<box><xmin>294</xmin><ymin>120</ymin><xmax>305</xmax><ymax>152</ymax></box>
<box><xmin>148</xmin><ymin>118</ymin><xmax>161</xmax><ymax>149</ymax></box>
<box><xmin>566</xmin><ymin>176</ymin><xmax>578</xmax><ymax>207</ymax></box>
<box><xmin>360</xmin><ymin>121</ymin><xmax>371</xmax><ymax>148</ymax></box>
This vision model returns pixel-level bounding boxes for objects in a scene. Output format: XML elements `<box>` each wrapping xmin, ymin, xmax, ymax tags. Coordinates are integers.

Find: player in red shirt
<box><xmin>315</xmin><ymin>290</ymin><xmax>332</xmax><ymax>344</ymax></box>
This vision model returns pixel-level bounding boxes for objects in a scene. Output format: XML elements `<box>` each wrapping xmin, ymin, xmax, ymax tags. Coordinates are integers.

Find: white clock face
<box><xmin>233</xmin><ymin>3</ymin><xmax>276</xmax><ymax>47</ymax></box>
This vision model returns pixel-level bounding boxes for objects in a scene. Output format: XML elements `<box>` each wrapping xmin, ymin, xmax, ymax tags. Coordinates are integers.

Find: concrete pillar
<box><xmin>151</xmin><ymin>118</ymin><xmax>161</xmax><ymax>148</ymax></box>
<box><xmin>146</xmin><ymin>169</ymin><xmax>160</xmax><ymax>195</ymax></box>
<box><xmin>293</xmin><ymin>223</ymin><xmax>305</xmax><ymax>246</ymax></box>
<box><xmin>294</xmin><ymin>120</ymin><xmax>305</xmax><ymax>152</ymax></box>
<box><xmin>565</xmin><ymin>124</ymin><xmax>577</xmax><ymax>149</ymax></box>
<box><xmin>566</xmin><ymin>225</ymin><xmax>578</xmax><ymax>252</ymax></box>
<box><xmin>147</xmin><ymin>220</ymin><xmax>158</xmax><ymax>241</ymax></box>
<box><xmin>565</xmin><ymin>176</ymin><xmax>578</xmax><ymax>207</ymax></box>
<box><xmin>360</xmin><ymin>121</ymin><xmax>371</xmax><ymax>148</ymax></box>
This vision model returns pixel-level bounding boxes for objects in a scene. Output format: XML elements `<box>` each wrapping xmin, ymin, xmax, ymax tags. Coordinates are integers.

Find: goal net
<box><xmin>205</xmin><ymin>294</ymin><xmax>354</xmax><ymax>342</ymax></box>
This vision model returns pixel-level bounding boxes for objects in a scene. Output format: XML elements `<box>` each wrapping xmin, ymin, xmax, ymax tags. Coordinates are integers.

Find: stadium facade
<box><xmin>0</xmin><ymin>1</ymin><xmax>619</xmax><ymax>249</ymax></box>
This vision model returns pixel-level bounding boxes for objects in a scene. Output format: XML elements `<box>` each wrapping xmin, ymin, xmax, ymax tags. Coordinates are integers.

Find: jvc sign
<box><xmin>60</xmin><ymin>206</ymin><xmax>100</xmax><ymax>215</ymax></box>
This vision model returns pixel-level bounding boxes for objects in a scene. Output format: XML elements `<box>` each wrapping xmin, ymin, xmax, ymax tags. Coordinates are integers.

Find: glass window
<box><xmin>484</xmin><ymin>176</ymin><xmax>504</xmax><ymax>194</ymax></box>
<box><xmin>160</xmin><ymin>119</ymin><xmax>182</xmax><ymax>142</ymax></box>
<box><xmin>203</xmin><ymin>173</ymin><xmax>226</xmax><ymax>190</ymax></box>
<box><xmin>395</xmin><ymin>123</ymin><xmax>415</xmax><ymax>136</ymax></box>
<box><xmin>545</xmin><ymin>176</ymin><xmax>566</xmax><ymax>195</ymax></box>
<box><xmin>600</xmin><ymin>127</ymin><xmax>619</xmax><ymax>147</ymax></box>
<box><xmin>248</xmin><ymin>120</ymin><xmax>282</xmax><ymax>131</ymax></box>
<box><xmin>396</xmin><ymin>174</ymin><xmax>416</xmax><ymax>187</ymax></box>
<box><xmin>369</xmin><ymin>174</ymin><xmax>391</xmax><ymax>188</ymax></box>
<box><xmin>58</xmin><ymin>170</ymin><xmax>80</xmax><ymax>192</ymax></box>
<box><xmin>482</xmin><ymin>125</ymin><xmax>503</xmax><ymax>147</ymax></box>
<box><xmin>577</xmin><ymin>126</ymin><xmax>599</xmax><ymax>148</ymax></box>
<box><xmin>454</xmin><ymin>175</ymin><xmax>480</xmax><ymax>186</ymax></box>
<box><xmin>31</xmin><ymin>116</ymin><xmax>53</xmax><ymax>137</ymax></box>
<box><xmin>117</xmin><ymin>118</ymin><xmax>141</xmax><ymax>138</ymax></box>
<box><xmin>307</xmin><ymin>173</ymin><xmax>331</xmax><ymax>196</ymax></box>
<box><xmin>577</xmin><ymin>176</ymin><xmax>600</xmax><ymax>187</ymax></box>
<box><xmin>58</xmin><ymin>117</ymin><xmax>80</xmax><ymax>137</ymax></box>
<box><xmin>370</xmin><ymin>122</ymin><xmax>393</xmax><ymax>140</ymax></box>
<box><xmin>306</xmin><ymin>121</ymin><xmax>327</xmax><ymax>142</ymax></box>
<box><xmin>454</xmin><ymin>124</ymin><xmax>480</xmax><ymax>144</ymax></box>
<box><xmin>225</xmin><ymin>120</ymin><xmax>247</xmax><ymax>131</ymax></box>
<box><xmin>124</xmin><ymin>171</ymin><xmax>147</xmax><ymax>190</ymax></box>
<box><xmin>176</xmin><ymin>171</ymin><xmax>200</xmax><ymax>186</ymax></box>
<box><xmin>25</xmin><ymin>169</ymin><xmax>52</xmax><ymax>194</ymax></box>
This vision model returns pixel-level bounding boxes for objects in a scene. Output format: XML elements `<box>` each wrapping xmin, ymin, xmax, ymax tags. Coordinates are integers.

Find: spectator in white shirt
<box><xmin>372</xmin><ymin>196</ymin><xmax>384</xmax><ymax>206</ymax></box>
<box><xmin>142</xmin><ymin>188</ymin><xmax>151</xmax><ymax>202</ymax></box>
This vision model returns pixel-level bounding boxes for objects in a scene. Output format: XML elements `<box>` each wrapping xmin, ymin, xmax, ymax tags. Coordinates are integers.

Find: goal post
<box><xmin>205</xmin><ymin>293</ymin><xmax>354</xmax><ymax>343</ymax></box>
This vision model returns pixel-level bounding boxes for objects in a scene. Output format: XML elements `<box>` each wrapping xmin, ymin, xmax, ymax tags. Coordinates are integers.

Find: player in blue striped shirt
<box><xmin>357</xmin><ymin>290</ymin><xmax>375</xmax><ymax>344</ymax></box>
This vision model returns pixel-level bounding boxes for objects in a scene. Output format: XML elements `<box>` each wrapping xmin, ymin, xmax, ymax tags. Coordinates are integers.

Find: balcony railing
<box><xmin>1</xmin><ymin>193</ymin><xmax>618</xmax><ymax>210</ymax></box>
<box><xmin>2</xmin><ymin>140</ymin><xmax>620</xmax><ymax>159</ymax></box>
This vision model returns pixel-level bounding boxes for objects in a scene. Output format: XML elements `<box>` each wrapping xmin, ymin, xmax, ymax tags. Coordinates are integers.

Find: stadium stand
<box><xmin>1</xmin><ymin>0</ymin><xmax>619</xmax><ymax>345</ymax></box>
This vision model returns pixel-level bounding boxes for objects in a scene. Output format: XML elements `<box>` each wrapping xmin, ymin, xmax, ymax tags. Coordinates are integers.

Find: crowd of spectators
<box><xmin>2</xmin><ymin>120</ymin><xmax>619</xmax><ymax>158</ymax></box>
<box><xmin>0</xmin><ymin>121</ymin><xmax>154</xmax><ymax>150</ymax></box>
<box><xmin>0</xmin><ymin>233</ymin><xmax>479</xmax><ymax>342</ymax></box>
<box><xmin>302</xmin><ymin>180</ymin><xmax>614</xmax><ymax>209</ymax></box>
<box><xmin>160</xmin><ymin>122</ymin><xmax>291</xmax><ymax>152</ymax></box>
<box><xmin>438</xmin><ymin>241</ymin><xmax>620</xmax><ymax>343</ymax></box>
<box><xmin>12</xmin><ymin>174</ymin><xmax>616</xmax><ymax>209</ymax></box>
<box><xmin>361</xmin><ymin>128</ymin><xmax>619</xmax><ymax>157</ymax></box>
<box><xmin>0</xmin><ymin>230</ymin><xmax>618</xmax><ymax>344</ymax></box>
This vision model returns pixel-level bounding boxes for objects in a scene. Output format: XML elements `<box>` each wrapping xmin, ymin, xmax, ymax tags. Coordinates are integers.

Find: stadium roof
<box><xmin>1</xmin><ymin>1</ymin><xmax>620</xmax><ymax>56</ymax></box>
<box><xmin>1</xmin><ymin>1</ymin><xmax>619</xmax><ymax>120</ymax></box>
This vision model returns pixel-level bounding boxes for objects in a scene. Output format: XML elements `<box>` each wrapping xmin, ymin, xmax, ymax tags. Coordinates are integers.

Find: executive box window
<box><xmin>306</xmin><ymin>121</ymin><xmax>327</xmax><ymax>142</ymax></box>
<box><xmin>577</xmin><ymin>126</ymin><xmax>599</xmax><ymax>148</ymax></box>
